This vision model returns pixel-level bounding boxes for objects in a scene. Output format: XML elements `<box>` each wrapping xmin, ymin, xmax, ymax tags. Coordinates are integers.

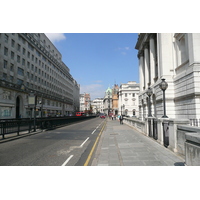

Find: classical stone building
<box><xmin>135</xmin><ymin>33</ymin><xmax>200</xmax><ymax>120</ymax></box>
<box><xmin>112</xmin><ymin>84</ymin><xmax>119</xmax><ymax>115</ymax></box>
<box><xmin>0</xmin><ymin>33</ymin><xmax>80</xmax><ymax>118</ymax></box>
<box><xmin>103</xmin><ymin>87</ymin><xmax>112</xmax><ymax>115</ymax></box>
<box><xmin>91</xmin><ymin>98</ymin><xmax>104</xmax><ymax>114</ymax></box>
<box><xmin>118</xmin><ymin>81</ymin><xmax>139</xmax><ymax>117</ymax></box>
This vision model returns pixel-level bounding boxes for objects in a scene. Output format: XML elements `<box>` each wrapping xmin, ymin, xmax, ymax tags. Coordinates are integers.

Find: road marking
<box><xmin>84</xmin><ymin>120</ymin><xmax>107</xmax><ymax>166</ymax></box>
<box><xmin>91</xmin><ymin>129</ymin><xmax>96</xmax><ymax>134</ymax></box>
<box><xmin>80</xmin><ymin>137</ymin><xmax>89</xmax><ymax>147</ymax></box>
<box><xmin>61</xmin><ymin>155</ymin><xmax>73</xmax><ymax>166</ymax></box>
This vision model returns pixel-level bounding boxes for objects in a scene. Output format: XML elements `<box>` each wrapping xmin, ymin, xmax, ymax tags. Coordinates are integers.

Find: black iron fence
<box><xmin>0</xmin><ymin>116</ymin><xmax>96</xmax><ymax>139</ymax></box>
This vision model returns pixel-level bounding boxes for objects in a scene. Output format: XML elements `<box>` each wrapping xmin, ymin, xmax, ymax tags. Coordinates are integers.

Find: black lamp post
<box><xmin>108</xmin><ymin>91</ymin><xmax>110</xmax><ymax>116</ymax></box>
<box><xmin>28</xmin><ymin>91</ymin><xmax>37</xmax><ymax>131</ymax></box>
<box><xmin>159</xmin><ymin>78</ymin><xmax>168</xmax><ymax>118</ymax></box>
<box><xmin>146</xmin><ymin>87</ymin><xmax>153</xmax><ymax>117</ymax></box>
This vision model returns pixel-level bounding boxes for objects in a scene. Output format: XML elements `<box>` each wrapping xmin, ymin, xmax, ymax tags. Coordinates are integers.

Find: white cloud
<box><xmin>80</xmin><ymin>84</ymin><xmax>105</xmax><ymax>100</ymax></box>
<box><xmin>45</xmin><ymin>33</ymin><xmax>66</xmax><ymax>43</ymax></box>
<box><xmin>115</xmin><ymin>47</ymin><xmax>130</xmax><ymax>55</ymax></box>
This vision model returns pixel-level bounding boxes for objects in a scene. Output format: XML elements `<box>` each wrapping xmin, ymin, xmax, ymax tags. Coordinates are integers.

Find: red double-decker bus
<box><xmin>76</xmin><ymin>112</ymin><xmax>85</xmax><ymax>116</ymax></box>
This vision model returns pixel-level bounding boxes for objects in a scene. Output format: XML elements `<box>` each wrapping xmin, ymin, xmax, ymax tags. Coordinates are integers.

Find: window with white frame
<box><xmin>175</xmin><ymin>33</ymin><xmax>189</xmax><ymax>66</ymax></box>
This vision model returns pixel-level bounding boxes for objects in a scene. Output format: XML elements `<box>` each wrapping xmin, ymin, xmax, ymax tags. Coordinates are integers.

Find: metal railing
<box><xmin>0</xmin><ymin>116</ymin><xmax>96</xmax><ymax>139</ymax></box>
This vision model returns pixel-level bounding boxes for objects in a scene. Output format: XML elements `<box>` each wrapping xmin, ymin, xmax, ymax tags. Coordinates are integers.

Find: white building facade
<box><xmin>0</xmin><ymin>33</ymin><xmax>80</xmax><ymax>118</ymax></box>
<box><xmin>135</xmin><ymin>33</ymin><xmax>200</xmax><ymax>121</ymax></box>
<box><xmin>91</xmin><ymin>98</ymin><xmax>104</xmax><ymax>114</ymax></box>
<box><xmin>118</xmin><ymin>81</ymin><xmax>140</xmax><ymax>117</ymax></box>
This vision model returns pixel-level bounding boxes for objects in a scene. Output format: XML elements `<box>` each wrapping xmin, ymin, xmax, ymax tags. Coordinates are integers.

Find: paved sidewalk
<box><xmin>92</xmin><ymin>119</ymin><xmax>185</xmax><ymax>166</ymax></box>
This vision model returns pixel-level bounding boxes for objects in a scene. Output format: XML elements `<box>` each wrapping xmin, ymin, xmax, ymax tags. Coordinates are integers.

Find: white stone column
<box><xmin>138</xmin><ymin>51</ymin><xmax>144</xmax><ymax>92</ymax></box>
<box><xmin>149</xmin><ymin>34</ymin><xmax>156</xmax><ymax>84</ymax></box>
<box><xmin>144</xmin><ymin>43</ymin><xmax>150</xmax><ymax>89</ymax></box>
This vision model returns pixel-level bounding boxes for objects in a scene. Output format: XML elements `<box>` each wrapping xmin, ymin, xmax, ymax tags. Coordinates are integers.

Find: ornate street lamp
<box><xmin>159</xmin><ymin>78</ymin><xmax>168</xmax><ymax>118</ymax></box>
<box><xmin>146</xmin><ymin>87</ymin><xmax>153</xmax><ymax>117</ymax></box>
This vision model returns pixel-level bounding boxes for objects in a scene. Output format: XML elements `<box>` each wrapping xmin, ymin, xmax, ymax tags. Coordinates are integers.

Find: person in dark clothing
<box><xmin>119</xmin><ymin>115</ymin><xmax>123</xmax><ymax>124</ymax></box>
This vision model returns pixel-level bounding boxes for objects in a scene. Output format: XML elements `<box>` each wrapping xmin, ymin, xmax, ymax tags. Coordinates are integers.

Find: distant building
<box><xmin>135</xmin><ymin>33</ymin><xmax>200</xmax><ymax>120</ymax></box>
<box><xmin>118</xmin><ymin>81</ymin><xmax>140</xmax><ymax>117</ymax></box>
<box><xmin>0</xmin><ymin>33</ymin><xmax>79</xmax><ymax>118</ymax></box>
<box><xmin>103</xmin><ymin>87</ymin><xmax>112</xmax><ymax>115</ymax></box>
<box><xmin>112</xmin><ymin>84</ymin><xmax>119</xmax><ymax>115</ymax></box>
<box><xmin>79</xmin><ymin>93</ymin><xmax>91</xmax><ymax>114</ymax></box>
<box><xmin>91</xmin><ymin>98</ymin><xmax>104</xmax><ymax>114</ymax></box>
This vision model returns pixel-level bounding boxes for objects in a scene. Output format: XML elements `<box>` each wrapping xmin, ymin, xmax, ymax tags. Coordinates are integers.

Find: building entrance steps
<box><xmin>91</xmin><ymin>119</ymin><xmax>185</xmax><ymax>166</ymax></box>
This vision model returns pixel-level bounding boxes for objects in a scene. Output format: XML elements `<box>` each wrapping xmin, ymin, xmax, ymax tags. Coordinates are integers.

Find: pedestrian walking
<box><xmin>119</xmin><ymin>115</ymin><xmax>123</xmax><ymax>124</ymax></box>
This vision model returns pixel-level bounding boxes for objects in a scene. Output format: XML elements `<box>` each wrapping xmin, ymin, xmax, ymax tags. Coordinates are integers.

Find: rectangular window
<box><xmin>23</xmin><ymin>48</ymin><xmax>25</xmax><ymax>55</ymax></box>
<box><xmin>11</xmin><ymin>51</ymin><xmax>14</xmax><ymax>59</ymax></box>
<box><xmin>11</xmin><ymin>39</ymin><xmax>15</xmax><ymax>47</ymax></box>
<box><xmin>4</xmin><ymin>47</ymin><xmax>8</xmax><ymax>56</ymax></box>
<box><xmin>22</xmin><ymin>59</ymin><xmax>25</xmax><ymax>66</ymax></box>
<box><xmin>0</xmin><ymin>107</ymin><xmax>12</xmax><ymax>117</ymax></box>
<box><xmin>18</xmin><ymin>67</ymin><xmax>24</xmax><ymax>76</ymax></box>
<box><xmin>4</xmin><ymin>60</ymin><xmax>7</xmax><ymax>68</ymax></box>
<box><xmin>10</xmin><ymin>63</ymin><xmax>14</xmax><ymax>71</ymax></box>
<box><xmin>4</xmin><ymin>34</ymin><xmax>8</xmax><ymax>43</ymax></box>
<box><xmin>17</xmin><ymin>44</ymin><xmax>21</xmax><ymax>52</ymax></box>
<box><xmin>3</xmin><ymin>73</ymin><xmax>7</xmax><ymax>80</ymax></box>
<box><xmin>17</xmin><ymin>55</ymin><xmax>20</xmax><ymax>63</ymax></box>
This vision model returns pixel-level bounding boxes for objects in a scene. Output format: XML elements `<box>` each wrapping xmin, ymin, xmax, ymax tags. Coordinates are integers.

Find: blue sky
<box><xmin>46</xmin><ymin>33</ymin><xmax>139</xmax><ymax>100</ymax></box>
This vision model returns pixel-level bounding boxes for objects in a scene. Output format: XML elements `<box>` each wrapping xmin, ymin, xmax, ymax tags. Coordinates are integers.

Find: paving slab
<box><xmin>92</xmin><ymin>119</ymin><xmax>185</xmax><ymax>166</ymax></box>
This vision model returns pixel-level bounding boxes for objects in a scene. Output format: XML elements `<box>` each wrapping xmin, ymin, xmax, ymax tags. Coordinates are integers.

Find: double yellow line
<box><xmin>84</xmin><ymin>120</ymin><xmax>107</xmax><ymax>166</ymax></box>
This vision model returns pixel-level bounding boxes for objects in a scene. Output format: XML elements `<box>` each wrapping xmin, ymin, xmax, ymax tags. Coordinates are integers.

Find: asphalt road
<box><xmin>0</xmin><ymin>117</ymin><xmax>105</xmax><ymax>166</ymax></box>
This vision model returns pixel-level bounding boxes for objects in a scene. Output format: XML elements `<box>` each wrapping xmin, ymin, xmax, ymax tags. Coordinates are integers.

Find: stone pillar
<box><xmin>144</xmin><ymin>43</ymin><xmax>150</xmax><ymax>89</ymax></box>
<box><xmin>168</xmin><ymin>119</ymin><xmax>190</xmax><ymax>153</ymax></box>
<box><xmin>149</xmin><ymin>34</ymin><xmax>156</xmax><ymax>84</ymax></box>
<box><xmin>157</xmin><ymin>118</ymin><xmax>169</xmax><ymax>146</ymax></box>
<box><xmin>138</xmin><ymin>51</ymin><xmax>144</xmax><ymax>92</ymax></box>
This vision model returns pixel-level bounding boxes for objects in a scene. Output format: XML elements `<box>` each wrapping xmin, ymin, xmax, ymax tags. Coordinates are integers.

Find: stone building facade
<box><xmin>135</xmin><ymin>33</ymin><xmax>200</xmax><ymax>120</ymax></box>
<box><xmin>103</xmin><ymin>87</ymin><xmax>112</xmax><ymax>115</ymax></box>
<box><xmin>79</xmin><ymin>93</ymin><xmax>91</xmax><ymax>114</ymax></box>
<box><xmin>118</xmin><ymin>81</ymin><xmax>140</xmax><ymax>117</ymax></box>
<box><xmin>91</xmin><ymin>98</ymin><xmax>104</xmax><ymax>114</ymax></box>
<box><xmin>0</xmin><ymin>33</ymin><xmax>80</xmax><ymax>118</ymax></box>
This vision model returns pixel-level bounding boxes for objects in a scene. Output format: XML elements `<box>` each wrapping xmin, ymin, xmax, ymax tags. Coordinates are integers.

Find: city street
<box><xmin>0</xmin><ymin>117</ymin><xmax>105</xmax><ymax>166</ymax></box>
